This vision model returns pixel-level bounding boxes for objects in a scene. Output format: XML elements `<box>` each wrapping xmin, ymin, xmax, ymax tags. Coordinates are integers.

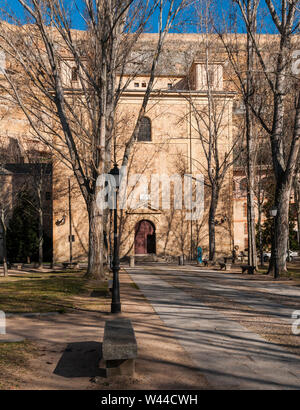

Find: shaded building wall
<box><xmin>0</xmin><ymin>165</ymin><xmax>52</xmax><ymax>262</ymax></box>
<box><xmin>52</xmin><ymin>88</ymin><xmax>234</xmax><ymax>262</ymax></box>
<box><xmin>52</xmin><ymin>160</ymin><xmax>89</xmax><ymax>263</ymax></box>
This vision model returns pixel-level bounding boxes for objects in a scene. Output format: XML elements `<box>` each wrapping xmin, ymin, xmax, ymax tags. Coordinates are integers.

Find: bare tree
<box><xmin>232</xmin><ymin>0</ymin><xmax>300</xmax><ymax>276</ymax></box>
<box><xmin>187</xmin><ymin>0</ymin><xmax>243</xmax><ymax>261</ymax></box>
<box><xmin>293</xmin><ymin>161</ymin><xmax>300</xmax><ymax>247</ymax></box>
<box><xmin>254</xmin><ymin>144</ymin><xmax>274</xmax><ymax>266</ymax></box>
<box><xmin>0</xmin><ymin>136</ymin><xmax>19</xmax><ymax>275</ymax></box>
<box><xmin>0</xmin><ymin>0</ymin><xmax>189</xmax><ymax>279</ymax></box>
<box><xmin>217</xmin><ymin>1</ymin><xmax>264</xmax><ymax>269</ymax></box>
<box><xmin>25</xmin><ymin>158</ymin><xmax>52</xmax><ymax>269</ymax></box>
<box><xmin>217</xmin><ymin>0</ymin><xmax>299</xmax><ymax>276</ymax></box>
<box><xmin>243</xmin><ymin>0</ymin><xmax>259</xmax><ymax>269</ymax></box>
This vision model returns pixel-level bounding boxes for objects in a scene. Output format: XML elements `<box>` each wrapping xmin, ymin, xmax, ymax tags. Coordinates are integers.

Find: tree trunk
<box><xmin>38</xmin><ymin>207</ymin><xmax>43</xmax><ymax>268</ymax></box>
<box><xmin>257</xmin><ymin>202</ymin><xmax>264</xmax><ymax>267</ymax></box>
<box><xmin>246</xmin><ymin>1</ymin><xmax>257</xmax><ymax>268</ymax></box>
<box><xmin>35</xmin><ymin>170</ymin><xmax>44</xmax><ymax>269</ymax></box>
<box><xmin>3</xmin><ymin>230</ymin><xmax>7</xmax><ymax>277</ymax></box>
<box><xmin>268</xmin><ymin>180</ymin><xmax>291</xmax><ymax>276</ymax></box>
<box><xmin>209</xmin><ymin>185</ymin><xmax>219</xmax><ymax>261</ymax></box>
<box><xmin>297</xmin><ymin>203</ymin><xmax>300</xmax><ymax>248</ymax></box>
<box><xmin>294</xmin><ymin>177</ymin><xmax>300</xmax><ymax>247</ymax></box>
<box><xmin>1</xmin><ymin>209</ymin><xmax>8</xmax><ymax>276</ymax></box>
<box><xmin>269</xmin><ymin>92</ymin><xmax>300</xmax><ymax>276</ymax></box>
<box><xmin>274</xmin><ymin>188</ymin><xmax>290</xmax><ymax>275</ymax></box>
<box><xmin>85</xmin><ymin>197</ymin><xmax>105</xmax><ymax>280</ymax></box>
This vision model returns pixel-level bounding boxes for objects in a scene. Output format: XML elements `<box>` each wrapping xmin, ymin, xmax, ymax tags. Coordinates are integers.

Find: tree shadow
<box><xmin>53</xmin><ymin>341</ymin><xmax>105</xmax><ymax>378</ymax></box>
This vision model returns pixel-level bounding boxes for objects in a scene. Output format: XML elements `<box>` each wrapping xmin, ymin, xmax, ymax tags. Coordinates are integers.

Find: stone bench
<box><xmin>101</xmin><ymin>319</ymin><xmax>137</xmax><ymax>377</ymax></box>
<box><xmin>241</xmin><ymin>265</ymin><xmax>256</xmax><ymax>274</ymax></box>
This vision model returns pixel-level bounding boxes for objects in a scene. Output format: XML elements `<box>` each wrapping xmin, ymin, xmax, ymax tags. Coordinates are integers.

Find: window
<box><xmin>134</xmin><ymin>82</ymin><xmax>139</xmax><ymax>88</ymax></box>
<box><xmin>244</xmin><ymin>222</ymin><xmax>248</xmax><ymax>234</ymax></box>
<box><xmin>240</xmin><ymin>178</ymin><xmax>247</xmax><ymax>192</ymax></box>
<box><xmin>207</xmin><ymin>68</ymin><xmax>215</xmax><ymax>88</ymax></box>
<box><xmin>142</xmin><ymin>82</ymin><xmax>147</xmax><ymax>88</ymax></box>
<box><xmin>197</xmin><ymin>63</ymin><xmax>223</xmax><ymax>91</ymax></box>
<box><xmin>71</xmin><ymin>67</ymin><xmax>78</xmax><ymax>82</ymax></box>
<box><xmin>137</xmin><ymin>117</ymin><xmax>151</xmax><ymax>142</ymax></box>
<box><xmin>0</xmin><ymin>51</ymin><xmax>5</xmax><ymax>74</ymax></box>
<box><xmin>243</xmin><ymin>203</ymin><xmax>247</xmax><ymax>217</ymax></box>
<box><xmin>168</xmin><ymin>83</ymin><xmax>173</xmax><ymax>89</ymax></box>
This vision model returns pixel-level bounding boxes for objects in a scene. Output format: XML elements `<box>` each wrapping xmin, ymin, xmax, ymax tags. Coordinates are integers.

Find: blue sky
<box><xmin>3</xmin><ymin>0</ymin><xmax>285</xmax><ymax>34</ymax></box>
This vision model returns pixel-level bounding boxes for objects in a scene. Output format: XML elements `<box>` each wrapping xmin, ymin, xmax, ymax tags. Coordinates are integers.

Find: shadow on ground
<box><xmin>54</xmin><ymin>341</ymin><xmax>105</xmax><ymax>378</ymax></box>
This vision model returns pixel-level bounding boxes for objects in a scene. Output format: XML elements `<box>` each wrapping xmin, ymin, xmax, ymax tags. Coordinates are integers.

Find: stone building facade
<box><xmin>2</xmin><ymin>33</ymin><xmax>291</xmax><ymax>263</ymax></box>
<box><xmin>52</xmin><ymin>35</ymin><xmax>237</xmax><ymax>262</ymax></box>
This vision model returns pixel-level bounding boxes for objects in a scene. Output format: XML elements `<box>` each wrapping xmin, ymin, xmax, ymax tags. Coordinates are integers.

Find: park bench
<box><xmin>101</xmin><ymin>319</ymin><xmax>137</xmax><ymax>377</ymax></box>
<box><xmin>218</xmin><ymin>256</ymin><xmax>233</xmax><ymax>271</ymax></box>
<box><xmin>219</xmin><ymin>261</ymin><xmax>232</xmax><ymax>271</ymax></box>
<box><xmin>241</xmin><ymin>265</ymin><xmax>256</xmax><ymax>274</ymax></box>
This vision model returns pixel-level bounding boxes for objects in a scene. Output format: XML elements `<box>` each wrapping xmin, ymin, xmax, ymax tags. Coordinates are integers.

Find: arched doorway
<box><xmin>135</xmin><ymin>220</ymin><xmax>156</xmax><ymax>255</ymax></box>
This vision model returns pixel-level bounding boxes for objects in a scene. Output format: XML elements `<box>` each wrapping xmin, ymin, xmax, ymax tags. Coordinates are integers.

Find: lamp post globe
<box><xmin>269</xmin><ymin>207</ymin><xmax>278</xmax><ymax>218</ymax></box>
<box><xmin>109</xmin><ymin>163</ymin><xmax>120</xmax><ymax>189</ymax></box>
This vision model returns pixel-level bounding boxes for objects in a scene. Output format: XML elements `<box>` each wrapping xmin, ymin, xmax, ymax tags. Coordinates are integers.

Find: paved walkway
<box><xmin>127</xmin><ymin>266</ymin><xmax>300</xmax><ymax>390</ymax></box>
<box><xmin>4</xmin><ymin>270</ymin><xmax>209</xmax><ymax>390</ymax></box>
<box><xmin>155</xmin><ymin>266</ymin><xmax>299</xmax><ymax>324</ymax></box>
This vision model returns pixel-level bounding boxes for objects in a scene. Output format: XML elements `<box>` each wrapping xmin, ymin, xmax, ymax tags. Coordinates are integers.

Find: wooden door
<box><xmin>135</xmin><ymin>220</ymin><xmax>155</xmax><ymax>254</ymax></box>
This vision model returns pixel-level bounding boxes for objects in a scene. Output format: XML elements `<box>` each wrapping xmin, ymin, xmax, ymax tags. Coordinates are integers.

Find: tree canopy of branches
<box><xmin>0</xmin><ymin>0</ymin><xmax>190</xmax><ymax>279</ymax></box>
<box><xmin>218</xmin><ymin>0</ymin><xmax>300</xmax><ymax>276</ymax></box>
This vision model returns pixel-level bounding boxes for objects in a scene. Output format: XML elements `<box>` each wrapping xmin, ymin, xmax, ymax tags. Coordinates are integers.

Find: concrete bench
<box><xmin>241</xmin><ymin>265</ymin><xmax>256</xmax><ymax>274</ymax></box>
<box><xmin>101</xmin><ymin>319</ymin><xmax>137</xmax><ymax>377</ymax></box>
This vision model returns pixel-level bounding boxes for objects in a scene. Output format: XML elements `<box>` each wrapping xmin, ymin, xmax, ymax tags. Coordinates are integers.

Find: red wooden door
<box><xmin>135</xmin><ymin>220</ymin><xmax>155</xmax><ymax>254</ymax></box>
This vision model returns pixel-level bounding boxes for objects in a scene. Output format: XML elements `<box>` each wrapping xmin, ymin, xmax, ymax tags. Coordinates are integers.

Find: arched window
<box><xmin>137</xmin><ymin>117</ymin><xmax>151</xmax><ymax>142</ymax></box>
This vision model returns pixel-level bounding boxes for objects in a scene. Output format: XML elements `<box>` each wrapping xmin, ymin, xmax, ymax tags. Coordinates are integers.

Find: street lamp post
<box><xmin>109</xmin><ymin>164</ymin><xmax>121</xmax><ymax>314</ymax></box>
<box><xmin>270</xmin><ymin>206</ymin><xmax>279</xmax><ymax>279</ymax></box>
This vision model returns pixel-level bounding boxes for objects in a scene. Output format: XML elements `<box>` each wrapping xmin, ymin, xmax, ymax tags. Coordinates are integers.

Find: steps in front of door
<box><xmin>134</xmin><ymin>254</ymin><xmax>163</xmax><ymax>263</ymax></box>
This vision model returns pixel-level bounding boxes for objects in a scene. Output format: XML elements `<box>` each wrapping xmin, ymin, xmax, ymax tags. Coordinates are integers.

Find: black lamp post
<box><xmin>109</xmin><ymin>163</ymin><xmax>121</xmax><ymax>313</ymax></box>
<box><xmin>270</xmin><ymin>206</ymin><xmax>279</xmax><ymax>279</ymax></box>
